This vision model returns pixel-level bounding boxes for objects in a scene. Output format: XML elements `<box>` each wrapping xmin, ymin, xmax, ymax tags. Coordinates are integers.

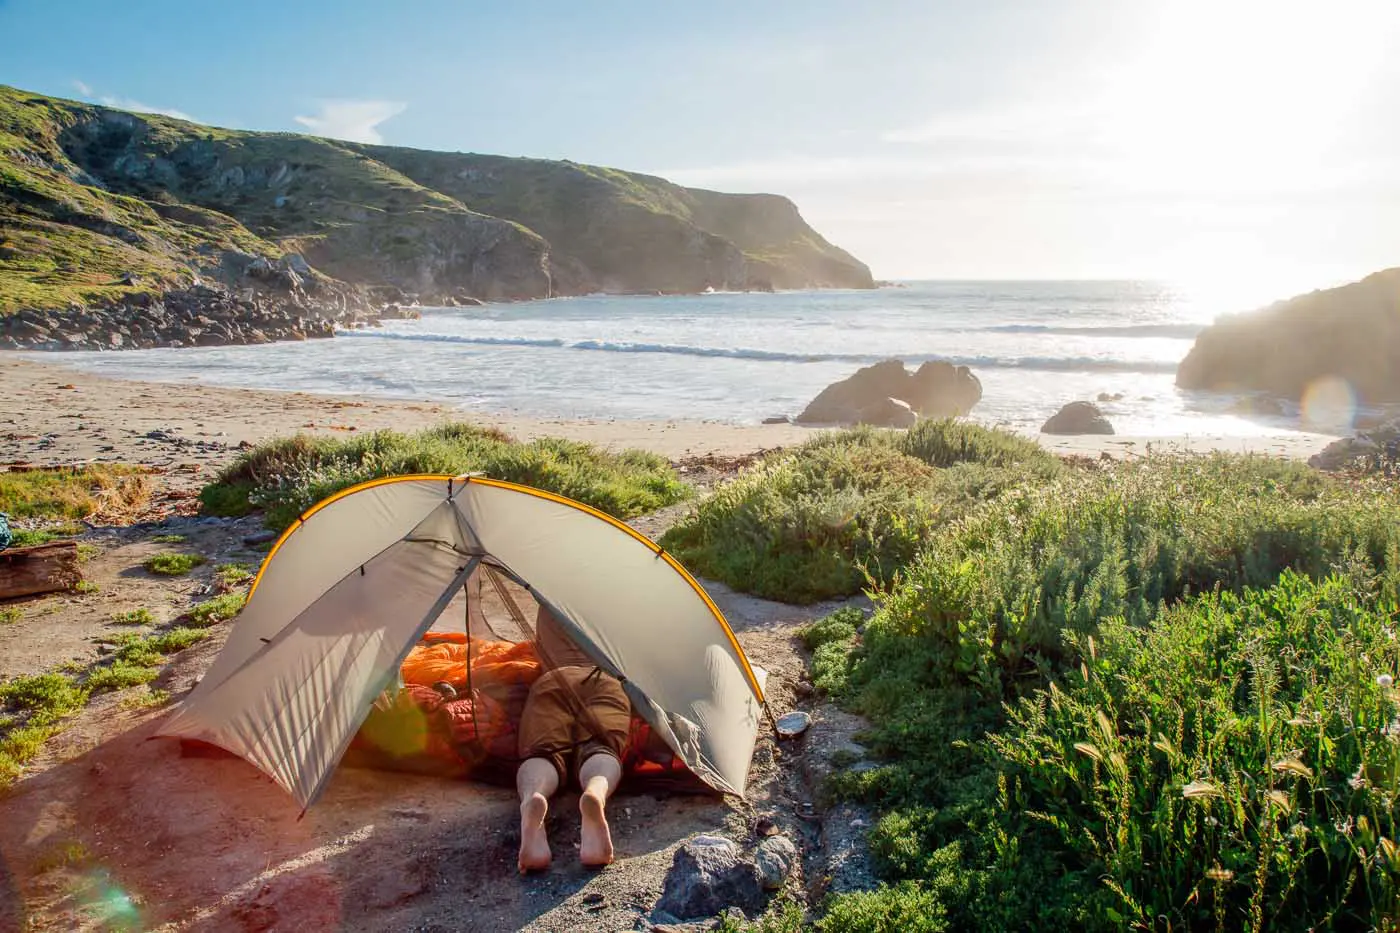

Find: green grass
<box><xmin>0</xmin><ymin>606</ymin><xmax>20</xmax><ymax>625</ymax></box>
<box><xmin>85</xmin><ymin>660</ymin><xmax>159</xmax><ymax>693</ymax></box>
<box><xmin>187</xmin><ymin>591</ymin><xmax>244</xmax><ymax>626</ymax></box>
<box><xmin>199</xmin><ymin>423</ymin><xmax>690</xmax><ymax>531</ymax></box>
<box><xmin>143</xmin><ymin>552</ymin><xmax>205</xmax><ymax>576</ymax></box>
<box><xmin>8</xmin><ymin>523</ymin><xmax>83</xmax><ymax>548</ymax></box>
<box><xmin>117</xmin><ymin>688</ymin><xmax>170</xmax><ymax>711</ymax></box>
<box><xmin>111</xmin><ymin>608</ymin><xmax>153</xmax><ymax>626</ymax></box>
<box><xmin>0</xmin><ymin>465</ymin><xmax>149</xmax><ymax>521</ymax></box>
<box><xmin>75</xmin><ymin>543</ymin><xmax>99</xmax><ymax>562</ymax></box>
<box><xmin>72</xmin><ymin>580</ymin><xmax>99</xmax><ymax>595</ymax></box>
<box><xmin>0</xmin><ymin>614</ymin><xmax>213</xmax><ymax>785</ymax></box>
<box><xmin>150</xmin><ymin>534</ymin><xmax>186</xmax><ymax>544</ymax></box>
<box><xmin>145</xmin><ymin>626</ymin><xmax>212</xmax><ymax>653</ymax></box>
<box><xmin>214</xmin><ymin>563</ymin><xmax>252</xmax><ymax>589</ymax></box>
<box><xmin>661</xmin><ymin>421</ymin><xmax>1061</xmax><ymax>603</ymax></box>
<box><xmin>807</xmin><ymin>453</ymin><xmax>1400</xmax><ymax>930</ymax></box>
<box><xmin>0</xmin><ymin>672</ymin><xmax>87</xmax><ymax>719</ymax></box>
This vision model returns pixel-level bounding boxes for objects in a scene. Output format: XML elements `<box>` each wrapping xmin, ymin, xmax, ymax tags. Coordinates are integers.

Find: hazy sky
<box><xmin>4</xmin><ymin>0</ymin><xmax>1398</xmax><ymax>292</ymax></box>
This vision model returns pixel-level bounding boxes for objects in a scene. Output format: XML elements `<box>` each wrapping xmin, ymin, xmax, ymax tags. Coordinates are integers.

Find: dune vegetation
<box><xmin>699</xmin><ymin>423</ymin><xmax>1400</xmax><ymax>930</ymax></box>
<box><xmin>199</xmin><ymin>422</ymin><xmax>690</xmax><ymax>531</ymax></box>
<box><xmin>659</xmin><ymin>420</ymin><xmax>1061</xmax><ymax>603</ymax></box>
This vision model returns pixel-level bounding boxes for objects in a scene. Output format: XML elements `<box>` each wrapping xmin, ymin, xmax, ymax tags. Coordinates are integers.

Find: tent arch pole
<box><xmin>459</xmin><ymin>476</ymin><xmax>766</xmax><ymax>706</ymax></box>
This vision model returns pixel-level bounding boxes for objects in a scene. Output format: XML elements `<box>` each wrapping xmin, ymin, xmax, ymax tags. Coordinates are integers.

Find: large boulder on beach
<box><xmin>1176</xmin><ymin>268</ymin><xmax>1400</xmax><ymax>404</ymax></box>
<box><xmin>1042</xmin><ymin>401</ymin><xmax>1115</xmax><ymax>435</ymax></box>
<box><xmin>795</xmin><ymin>359</ymin><xmax>982</xmax><ymax>426</ymax></box>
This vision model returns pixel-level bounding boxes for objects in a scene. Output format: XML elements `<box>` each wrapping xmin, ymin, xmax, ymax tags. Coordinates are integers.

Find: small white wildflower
<box><xmin>1378</xmin><ymin>674</ymin><xmax>1394</xmax><ymax>688</ymax></box>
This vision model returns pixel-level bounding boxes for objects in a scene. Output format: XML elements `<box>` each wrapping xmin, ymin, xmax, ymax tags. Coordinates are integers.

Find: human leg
<box><xmin>577</xmin><ymin>750</ymin><xmax>622</xmax><ymax>866</ymax></box>
<box><xmin>516</xmin><ymin>756</ymin><xmax>560</xmax><ymax>872</ymax></box>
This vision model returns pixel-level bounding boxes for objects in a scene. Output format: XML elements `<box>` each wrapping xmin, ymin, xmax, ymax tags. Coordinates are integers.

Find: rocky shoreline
<box><xmin>0</xmin><ymin>249</ymin><xmax>418</xmax><ymax>352</ymax></box>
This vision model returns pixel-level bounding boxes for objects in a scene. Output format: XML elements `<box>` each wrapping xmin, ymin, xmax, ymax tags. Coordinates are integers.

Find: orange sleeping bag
<box><xmin>401</xmin><ymin>633</ymin><xmax>542</xmax><ymax>690</ymax></box>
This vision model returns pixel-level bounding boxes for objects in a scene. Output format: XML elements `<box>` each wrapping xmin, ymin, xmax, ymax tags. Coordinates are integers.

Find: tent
<box><xmin>157</xmin><ymin>474</ymin><xmax>769</xmax><ymax>810</ymax></box>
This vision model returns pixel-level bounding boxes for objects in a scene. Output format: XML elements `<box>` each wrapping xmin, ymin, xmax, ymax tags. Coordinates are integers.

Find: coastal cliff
<box><xmin>1177</xmin><ymin>268</ymin><xmax>1400</xmax><ymax>404</ymax></box>
<box><xmin>0</xmin><ymin>84</ymin><xmax>872</xmax><ymax>349</ymax></box>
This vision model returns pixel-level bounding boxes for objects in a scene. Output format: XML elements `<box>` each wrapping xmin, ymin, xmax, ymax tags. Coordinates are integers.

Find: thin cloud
<box><xmin>98</xmin><ymin>95</ymin><xmax>196</xmax><ymax>122</ymax></box>
<box><xmin>71</xmin><ymin>79</ymin><xmax>92</xmax><ymax>96</ymax></box>
<box><xmin>293</xmin><ymin>100</ymin><xmax>406</xmax><ymax>144</ymax></box>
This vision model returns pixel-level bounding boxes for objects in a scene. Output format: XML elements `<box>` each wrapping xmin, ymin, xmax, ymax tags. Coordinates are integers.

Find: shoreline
<box><xmin>1</xmin><ymin>352</ymin><xmax>1338</xmax><ymax>473</ymax></box>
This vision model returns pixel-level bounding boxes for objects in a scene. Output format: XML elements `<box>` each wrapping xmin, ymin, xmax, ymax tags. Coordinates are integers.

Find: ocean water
<box><xmin>58</xmin><ymin>281</ymin><xmax>1316</xmax><ymax>436</ymax></box>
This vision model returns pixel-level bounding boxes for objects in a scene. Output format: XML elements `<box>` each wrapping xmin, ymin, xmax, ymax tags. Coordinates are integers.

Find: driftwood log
<box><xmin>0</xmin><ymin>541</ymin><xmax>81</xmax><ymax>600</ymax></box>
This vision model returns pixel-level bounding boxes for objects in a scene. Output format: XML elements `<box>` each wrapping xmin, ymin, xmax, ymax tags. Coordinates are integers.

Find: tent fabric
<box><xmin>157</xmin><ymin>475</ymin><xmax>767</xmax><ymax>809</ymax></box>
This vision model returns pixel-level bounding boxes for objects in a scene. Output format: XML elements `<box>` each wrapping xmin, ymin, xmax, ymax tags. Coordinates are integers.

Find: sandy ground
<box><xmin>0</xmin><ymin>505</ymin><xmax>868</xmax><ymax>932</ymax></box>
<box><xmin>0</xmin><ymin>349</ymin><xmax>1340</xmax><ymax>930</ymax></box>
<box><xmin>0</xmin><ymin>353</ymin><xmax>1338</xmax><ymax>479</ymax></box>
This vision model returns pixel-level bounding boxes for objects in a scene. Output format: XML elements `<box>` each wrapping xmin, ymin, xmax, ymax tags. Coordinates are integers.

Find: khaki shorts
<box><xmin>518</xmin><ymin>666</ymin><xmax>631</xmax><ymax>785</ymax></box>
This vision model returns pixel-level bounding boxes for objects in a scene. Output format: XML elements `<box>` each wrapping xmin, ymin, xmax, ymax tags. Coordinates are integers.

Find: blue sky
<box><xmin>4</xmin><ymin>0</ymin><xmax>1399</xmax><ymax>295</ymax></box>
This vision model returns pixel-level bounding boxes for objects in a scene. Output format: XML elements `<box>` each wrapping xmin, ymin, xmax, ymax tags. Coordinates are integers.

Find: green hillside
<box><xmin>0</xmin><ymin>84</ymin><xmax>872</xmax><ymax>317</ymax></box>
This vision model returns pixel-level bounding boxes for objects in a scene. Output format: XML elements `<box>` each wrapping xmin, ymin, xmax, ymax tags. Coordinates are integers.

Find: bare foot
<box><xmin>579</xmin><ymin>790</ymin><xmax>615</xmax><ymax>867</ymax></box>
<box><xmin>518</xmin><ymin>793</ymin><xmax>552</xmax><ymax>873</ymax></box>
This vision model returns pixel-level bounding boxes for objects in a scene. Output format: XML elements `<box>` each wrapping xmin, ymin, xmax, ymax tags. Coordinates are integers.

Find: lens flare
<box><xmin>1301</xmin><ymin>377</ymin><xmax>1356</xmax><ymax>434</ymax></box>
<box><xmin>75</xmin><ymin>869</ymin><xmax>142</xmax><ymax>930</ymax></box>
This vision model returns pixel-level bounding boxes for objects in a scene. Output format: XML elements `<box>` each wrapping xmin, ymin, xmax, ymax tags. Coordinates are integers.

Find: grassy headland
<box><xmin>1</xmin><ymin>83</ymin><xmax>871</xmax><ymax>319</ymax></box>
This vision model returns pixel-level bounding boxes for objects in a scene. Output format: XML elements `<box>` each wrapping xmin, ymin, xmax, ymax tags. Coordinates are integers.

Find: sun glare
<box><xmin>1097</xmin><ymin>1</ymin><xmax>1399</xmax><ymax>198</ymax></box>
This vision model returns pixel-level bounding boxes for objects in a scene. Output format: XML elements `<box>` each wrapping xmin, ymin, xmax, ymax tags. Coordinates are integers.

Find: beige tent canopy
<box><xmin>157</xmin><ymin>474</ymin><xmax>768</xmax><ymax>809</ymax></box>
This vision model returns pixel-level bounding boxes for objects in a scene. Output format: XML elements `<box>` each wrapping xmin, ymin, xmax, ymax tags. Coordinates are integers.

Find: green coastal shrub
<box><xmin>986</xmin><ymin>572</ymin><xmax>1400</xmax><ymax>929</ymax></box>
<box><xmin>815</xmin><ymin>454</ymin><xmax>1400</xmax><ymax>930</ymax></box>
<box><xmin>863</xmin><ymin>454</ymin><xmax>1399</xmax><ymax>698</ymax></box>
<box><xmin>200</xmin><ymin>423</ymin><xmax>689</xmax><ymax>531</ymax></box>
<box><xmin>661</xmin><ymin>422</ymin><xmax>1058</xmax><ymax>603</ymax></box>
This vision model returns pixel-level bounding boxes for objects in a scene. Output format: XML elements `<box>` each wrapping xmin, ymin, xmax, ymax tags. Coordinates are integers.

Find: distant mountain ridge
<box><xmin>0</xmin><ymin>84</ymin><xmax>872</xmax><ymax>328</ymax></box>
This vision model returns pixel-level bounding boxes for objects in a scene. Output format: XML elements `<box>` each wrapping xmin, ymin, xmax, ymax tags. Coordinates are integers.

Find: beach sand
<box><xmin>0</xmin><ymin>351</ymin><xmax>1338</xmax><ymax>476</ymax></box>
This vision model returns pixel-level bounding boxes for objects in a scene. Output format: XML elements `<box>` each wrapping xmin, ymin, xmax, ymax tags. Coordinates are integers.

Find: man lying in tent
<box><xmin>515</xmin><ymin>606</ymin><xmax>632</xmax><ymax>872</ymax></box>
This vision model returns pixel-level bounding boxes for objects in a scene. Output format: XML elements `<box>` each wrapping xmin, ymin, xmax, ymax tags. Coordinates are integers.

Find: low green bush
<box><xmin>816</xmin><ymin>454</ymin><xmax>1400</xmax><ymax>930</ymax></box>
<box><xmin>984</xmin><ymin>572</ymin><xmax>1400</xmax><ymax>929</ymax></box>
<box><xmin>799</xmin><ymin>606</ymin><xmax>864</xmax><ymax>651</ymax></box>
<box><xmin>214</xmin><ymin>563</ymin><xmax>253</xmax><ymax>589</ymax></box>
<box><xmin>864</xmin><ymin>454</ymin><xmax>1400</xmax><ymax>698</ymax></box>
<box><xmin>662</xmin><ymin>422</ymin><xmax>1051</xmax><ymax>603</ymax></box>
<box><xmin>818</xmin><ymin>881</ymin><xmax>949</xmax><ymax>932</ymax></box>
<box><xmin>200</xmin><ymin>423</ymin><xmax>689</xmax><ymax>530</ymax></box>
<box><xmin>86</xmin><ymin>661</ymin><xmax>159</xmax><ymax>693</ymax></box>
<box><xmin>0</xmin><ymin>672</ymin><xmax>86</xmax><ymax>722</ymax></box>
<box><xmin>187</xmin><ymin>592</ymin><xmax>245</xmax><ymax>626</ymax></box>
<box><xmin>144</xmin><ymin>553</ymin><xmax>205</xmax><ymax>576</ymax></box>
<box><xmin>111</xmin><ymin>608</ymin><xmax>153</xmax><ymax>626</ymax></box>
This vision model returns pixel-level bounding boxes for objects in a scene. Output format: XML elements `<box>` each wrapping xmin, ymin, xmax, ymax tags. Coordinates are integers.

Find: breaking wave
<box><xmin>336</xmin><ymin>329</ymin><xmax>1177</xmax><ymax>373</ymax></box>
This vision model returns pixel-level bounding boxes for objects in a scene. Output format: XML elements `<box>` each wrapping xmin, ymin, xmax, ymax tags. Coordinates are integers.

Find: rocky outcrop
<box><xmin>1041</xmin><ymin>401</ymin><xmax>1114</xmax><ymax>435</ymax></box>
<box><xmin>0</xmin><ymin>279</ymin><xmax>383</xmax><ymax>352</ymax></box>
<box><xmin>1308</xmin><ymin>418</ymin><xmax>1400</xmax><ymax>471</ymax></box>
<box><xmin>1177</xmin><ymin>269</ymin><xmax>1400</xmax><ymax>404</ymax></box>
<box><xmin>795</xmin><ymin>359</ymin><xmax>982</xmax><ymax>426</ymax></box>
